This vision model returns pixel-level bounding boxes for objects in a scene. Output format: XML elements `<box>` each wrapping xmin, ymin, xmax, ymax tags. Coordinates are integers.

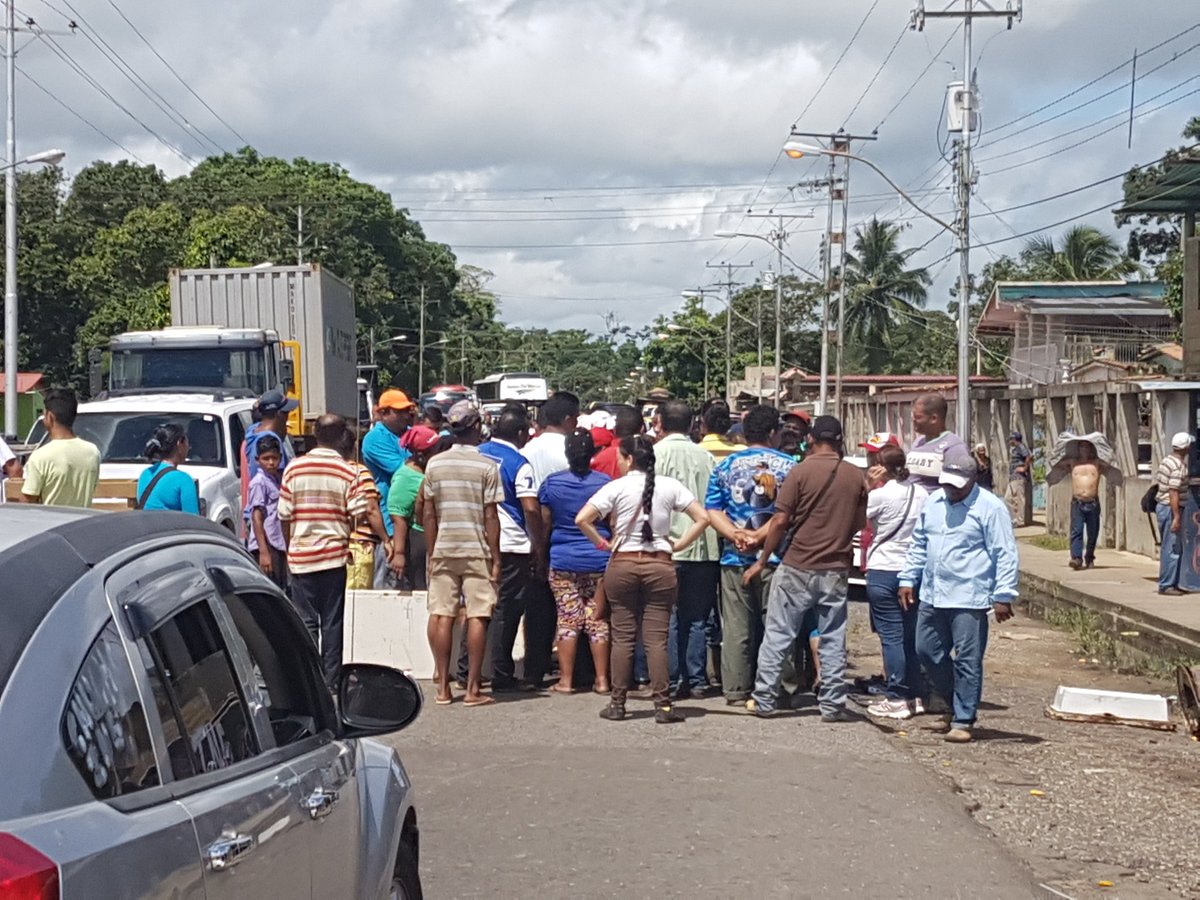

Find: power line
<box><xmin>103</xmin><ymin>0</ymin><xmax>250</xmax><ymax>147</ymax></box>
<box><xmin>32</xmin><ymin>28</ymin><xmax>196</xmax><ymax>163</ymax></box>
<box><xmin>873</xmin><ymin>25</ymin><xmax>959</xmax><ymax>133</ymax></box>
<box><xmin>843</xmin><ymin>22</ymin><xmax>909</xmax><ymax>130</ymax></box>
<box><xmin>35</xmin><ymin>0</ymin><xmax>227</xmax><ymax>156</ymax></box>
<box><xmin>15</xmin><ymin>62</ymin><xmax>146</xmax><ymax>162</ymax></box>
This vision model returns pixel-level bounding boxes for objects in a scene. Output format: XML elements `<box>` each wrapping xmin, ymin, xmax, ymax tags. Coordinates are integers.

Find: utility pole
<box><xmin>417</xmin><ymin>283</ymin><xmax>426</xmax><ymax>396</ymax></box>
<box><xmin>789</xmin><ymin>130</ymin><xmax>877</xmax><ymax>418</ymax></box>
<box><xmin>744</xmin><ymin>214</ymin><xmax>800</xmax><ymax>407</ymax></box>
<box><xmin>705</xmin><ymin>261</ymin><xmax>751</xmax><ymax>403</ymax></box>
<box><xmin>913</xmin><ymin>0</ymin><xmax>1021</xmax><ymax>440</ymax></box>
<box><xmin>295</xmin><ymin>205</ymin><xmax>305</xmax><ymax>264</ymax></box>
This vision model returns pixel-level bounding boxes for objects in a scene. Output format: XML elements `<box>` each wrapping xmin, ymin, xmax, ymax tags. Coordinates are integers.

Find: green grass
<box><xmin>1023</xmin><ymin>534</ymin><xmax>1070</xmax><ymax>552</ymax></box>
<box><xmin>1043</xmin><ymin>606</ymin><xmax>1117</xmax><ymax>661</ymax></box>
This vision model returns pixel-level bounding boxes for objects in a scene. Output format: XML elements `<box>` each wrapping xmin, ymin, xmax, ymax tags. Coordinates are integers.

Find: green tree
<box><xmin>1019</xmin><ymin>224</ymin><xmax>1140</xmax><ymax>281</ymax></box>
<box><xmin>843</xmin><ymin>217</ymin><xmax>931</xmax><ymax>373</ymax></box>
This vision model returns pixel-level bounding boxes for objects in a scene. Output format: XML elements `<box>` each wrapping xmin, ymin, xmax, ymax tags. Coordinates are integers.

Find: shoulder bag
<box><xmin>779</xmin><ymin>459</ymin><xmax>843</xmax><ymax>555</ymax></box>
<box><xmin>137</xmin><ymin>464</ymin><xmax>176</xmax><ymax>510</ymax></box>
<box><xmin>866</xmin><ymin>483</ymin><xmax>916</xmax><ymax>567</ymax></box>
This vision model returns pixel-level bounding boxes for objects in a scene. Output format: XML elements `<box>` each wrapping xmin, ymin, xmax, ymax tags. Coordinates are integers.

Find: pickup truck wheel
<box><xmin>389</xmin><ymin>841</ymin><xmax>422</xmax><ymax>900</ymax></box>
<box><xmin>219</xmin><ymin>518</ymin><xmax>236</xmax><ymax>534</ymax></box>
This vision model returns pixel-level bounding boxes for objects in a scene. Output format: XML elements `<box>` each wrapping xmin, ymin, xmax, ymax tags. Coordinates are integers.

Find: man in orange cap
<box><xmin>363</xmin><ymin>388</ymin><xmax>418</xmax><ymax>588</ymax></box>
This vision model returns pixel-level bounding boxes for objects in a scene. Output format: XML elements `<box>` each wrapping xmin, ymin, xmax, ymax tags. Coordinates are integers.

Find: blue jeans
<box><xmin>1157</xmin><ymin>503</ymin><xmax>1182</xmax><ymax>591</ymax></box>
<box><xmin>915</xmin><ymin>604</ymin><xmax>989</xmax><ymax>729</ymax></box>
<box><xmin>865</xmin><ymin>569</ymin><xmax>921</xmax><ymax>700</ymax></box>
<box><xmin>1070</xmin><ymin>498</ymin><xmax>1100</xmax><ymax>563</ymax></box>
<box><xmin>752</xmin><ymin>565</ymin><xmax>848</xmax><ymax>716</ymax></box>
<box><xmin>669</xmin><ymin>562</ymin><xmax>719</xmax><ymax>691</ymax></box>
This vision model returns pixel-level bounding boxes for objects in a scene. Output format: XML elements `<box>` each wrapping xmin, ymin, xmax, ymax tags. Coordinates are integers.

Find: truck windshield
<box><xmin>111</xmin><ymin>348</ymin><xmax>267</xmax><ymax>395</ymax></box>
<box><xmin>28</xmin><ymin>412</ymin><xmax>227</xmax><ymax>466</ymax></box>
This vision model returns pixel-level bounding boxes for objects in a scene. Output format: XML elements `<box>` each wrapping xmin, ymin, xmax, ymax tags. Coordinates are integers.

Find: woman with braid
<box><xmin>577</xmin><ymin>434</ymin><xmax>710</xmax><ymax>724</ymax></box>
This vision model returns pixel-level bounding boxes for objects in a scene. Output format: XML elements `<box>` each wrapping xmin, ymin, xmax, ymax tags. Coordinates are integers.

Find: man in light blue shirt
<box><xmin>899</xmin><ymin>449</ymin><xmax>1018</xmax><ymax>744</ymax></box>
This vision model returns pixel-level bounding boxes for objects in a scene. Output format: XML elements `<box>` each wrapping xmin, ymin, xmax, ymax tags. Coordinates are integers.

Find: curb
<box><xmin>1019</xmin><ymin>570</ymin><xmax>1200</xmax><ymax>663</ymax></box>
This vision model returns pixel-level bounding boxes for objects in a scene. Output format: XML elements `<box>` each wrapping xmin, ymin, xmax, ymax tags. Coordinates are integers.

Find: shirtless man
<box><xmin>1069</xmin><ymin>441</ymin><xmax>1102</xmax><ymax>570</ymax></box>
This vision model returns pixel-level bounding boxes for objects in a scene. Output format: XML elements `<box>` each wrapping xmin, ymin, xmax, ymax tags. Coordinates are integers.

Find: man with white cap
<box><xmin>1154</xmin><ymin>432</ymin><xmax>1194</xmax><ymax>595</ymax></box>
<box><xmin>899</xmin><ymin>448</ymin><xmax>1019</xmax><ymax>743</ymax></box>
<box><xmin>906</xmin><ymin>393</ymin><xmax>968</xmax><ymax>494</ymax></box>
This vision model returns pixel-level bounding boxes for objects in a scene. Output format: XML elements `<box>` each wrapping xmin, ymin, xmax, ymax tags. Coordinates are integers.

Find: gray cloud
<box><xmin>11</xmin><ymin>0</ymin><xmax>1198</xmax><ymax>335</ymax></box>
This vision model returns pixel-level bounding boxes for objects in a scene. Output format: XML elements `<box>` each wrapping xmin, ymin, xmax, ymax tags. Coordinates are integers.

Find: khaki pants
<box><xmin>605</xmin><ymin>555</ymin><xmax>677</xmax><ymax>706</ymax></box>
<box><xmin>1005</xmin><ymin>478</ymin><xmax>1027</xmax><ymax>527</ymax></box>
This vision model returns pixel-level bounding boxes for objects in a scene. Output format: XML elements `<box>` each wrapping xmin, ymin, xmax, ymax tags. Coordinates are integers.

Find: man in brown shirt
<box><xmin>745</xmin><ymin>415</ymin><xmax>867</xmax><ymax>721</ymax></box>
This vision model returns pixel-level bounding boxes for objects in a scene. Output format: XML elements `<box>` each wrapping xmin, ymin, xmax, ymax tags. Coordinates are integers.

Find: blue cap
<box><xmin>259</xmin><ymin>388</ymin><xmax>299</xmax><ymax>415</ymax></box>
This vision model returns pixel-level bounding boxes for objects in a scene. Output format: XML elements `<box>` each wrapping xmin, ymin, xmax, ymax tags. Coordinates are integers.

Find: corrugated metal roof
<box><xmin>995</xmin><ymin>281</ymin><xmax>1165</xmax><ymax>303</ymax></box>
<box><xmin>0</xmin><ymin>372</ymin><xmax>44</xmax><ymax>393</ymax></box>
<box><xmin>1116</xmin><ymin>157</ymin><xmax>1200</xmax><ymax>216</ymax></box>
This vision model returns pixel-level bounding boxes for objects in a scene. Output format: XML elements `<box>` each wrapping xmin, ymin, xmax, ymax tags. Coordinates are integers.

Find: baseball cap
<box><xmin>258</xmin><ymin>388</ymin><xmax>299</xmax><ymax>415</ymax></box>
<box><xmin>810</xmin><ymin>415</ymin><xmax>843</xmax><ymax>443</ymax></box>
<box><xmin>782</xmin><ymin>409</ymin><xmax>812</xmax><ymax>423</ymax></box>
<box><xmin>378</xmin><ymin>389</ymin><xmax>417</xmax><ymax>412</ymax></box>
<box><xmin>1172</xmin><ymin>432</ymin><xmax>1195</xmax><ymax>450</ymax></box>
<box><xmin>859</xmin><ymin>431</ymin><xmax>900</xmax><ymax>452</ymax></box>
<box><xmin>1010</xmin><ymin>431</ymin><xmax>1023</xmax><ymax>441</ymax></box>
<box><xmin>447</xmin><ymin>400</ymin><xmax>481</xmax><ymax>431</ymax></box>
<box><xmin>939</xmin><ymin>449</ymin><xmax>980</xmax><ymax>489</ymax></box>
<box><xmin>400</xmin><ymin>424</ymin><xmax>440</xmax><ymax>453</ymax></box>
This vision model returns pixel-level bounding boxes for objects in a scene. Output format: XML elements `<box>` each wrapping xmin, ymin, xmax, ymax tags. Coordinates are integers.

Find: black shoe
<box><xmin>493</xmin><ymin>679</ymin><xmax>540</xmax><ymax>693</ymax></box>
<box><xmin>654</xmin><ymin>704</ymin><xmax>684</xmax><ymax>724</ymax></box>
<box><xmin>1159</xmin><ymin>587</ymin><xmax>1186</xmax><ymax>596</ymax></box>
<box><xmin>599</xmin><ymin>701</ymin><xmax>626</xmax><ymax>721</ymax></box>
<box><xmin>1068</xmin><ymin>558</ymin><xmax>1083</xmax><ymax>570</ymax></box>
<box><xmin>820</xmin><ymin>708</ymin><xmax>854</xmax><ymax>723</ymax></box>
<box><xmin>674</xmin><ymin>686</ymin><xmax>693</xmax><ymax>701</ymax></box>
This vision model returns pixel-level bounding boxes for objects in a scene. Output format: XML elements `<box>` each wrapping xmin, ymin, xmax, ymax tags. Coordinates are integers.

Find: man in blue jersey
<box><xmin>473</xmin><ymin>402</ymin><xmax>545</xmax><ymax>691</ymax></box>
<box><xmin>362</xmin><ymin>388</ymin><xmax>417</xmax><ymax>588</ymax></box>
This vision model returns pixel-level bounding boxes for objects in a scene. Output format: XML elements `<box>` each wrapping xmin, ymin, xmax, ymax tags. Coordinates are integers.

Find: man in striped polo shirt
<box><xmin>279</xmin><ymin>414</ymin><xmax>381</xmax><ymax>690</ymax></box>
<box><xmin>422</xmin><ymin>401</ymin><xmax>504</xmax><ymax>706</ymax></box>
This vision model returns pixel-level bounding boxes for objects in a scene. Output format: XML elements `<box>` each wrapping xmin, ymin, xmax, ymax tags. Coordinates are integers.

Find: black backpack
<box><xmin>1140</xmin><ymin>482</ymin><xmax>1159</xmax><ymax>514</ymax></box>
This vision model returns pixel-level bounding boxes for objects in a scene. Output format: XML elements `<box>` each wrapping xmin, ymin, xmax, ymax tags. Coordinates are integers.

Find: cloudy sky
<box><xmin>14</xmin><ymin>0</ymin><xmax>1199</xmax><ymax>335</ymax></box>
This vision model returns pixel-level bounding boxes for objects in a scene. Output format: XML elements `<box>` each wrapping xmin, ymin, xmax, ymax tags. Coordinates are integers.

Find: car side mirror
<box><xmin>338</xmin><ymin>664</ymin><xmax>423</xmax><ymax>737</ymax></box>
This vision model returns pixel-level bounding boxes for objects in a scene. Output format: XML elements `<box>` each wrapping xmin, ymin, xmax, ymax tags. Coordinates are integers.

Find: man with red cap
<box><xmin>363</xmin><ymin>388</ymin><xmax>418</xmax><ymax>588</ymax></box>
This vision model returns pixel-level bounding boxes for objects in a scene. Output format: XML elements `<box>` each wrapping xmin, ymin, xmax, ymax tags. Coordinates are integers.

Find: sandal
<box><xmin>463</xmin><ymin>695</ymin><xmax>496</xmax><ymax>707</ymax></box>
<box><xmin>549</xmin><ymin>684</ymin><xmax>577</xmax><ymax>695</ymax></box>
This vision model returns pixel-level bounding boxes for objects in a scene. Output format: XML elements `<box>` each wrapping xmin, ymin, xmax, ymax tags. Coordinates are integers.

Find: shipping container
<box><xmin>169</xmin><ymin>264</ymin><xmax>357</xmax><ymax>422</ymax></box>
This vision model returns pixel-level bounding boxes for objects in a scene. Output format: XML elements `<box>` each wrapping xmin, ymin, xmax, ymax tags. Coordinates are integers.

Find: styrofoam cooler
<box><xmin>344</xmin><ymin>590</ymin><xmax>524</xmax><ymax>680</ymax></box>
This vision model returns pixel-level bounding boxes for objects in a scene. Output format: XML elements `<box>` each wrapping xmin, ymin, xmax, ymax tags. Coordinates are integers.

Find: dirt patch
<box><xmin>846</xmin><ymin>606</ymin><xmax>1200</xmax><ymax>899</ymax></box>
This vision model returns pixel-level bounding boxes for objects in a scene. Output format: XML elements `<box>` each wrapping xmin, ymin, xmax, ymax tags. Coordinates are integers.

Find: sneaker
<box><xmin>1068</xmin><ymin>558</ymin><xmax>1082</xmax><ymax>570</ymax></box>
<box><xmin>866</xmin><ymin>682</ymin><xmax>890</xmax><ymax>696</ymax></box>
<box><xmin>912</xmin><ymin>698</ymin><xmax>926</xmax><ymax>716</ymax></box>
<box><xmin>1159</xmin><ymin>587</ymin><xmax>1186</xmax><ymax>596</ymax></box>
<box><xmin>944</xmin><ymin>726</ymin><xmax>974</xmax><ymax>743</ymax></box>
<box><xmin>867</xmin><ymin>698</ymin><xmax>914</xmax><ymax>720</ymax></box>
<box><xmin>820</xmin><ymin>708</ymin><xmax>853</xmax><ymax>723</ymax></box>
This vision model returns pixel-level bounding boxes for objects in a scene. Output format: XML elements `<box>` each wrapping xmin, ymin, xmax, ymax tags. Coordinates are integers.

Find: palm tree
<box><xmin>843</xmin><ymin>218</ymin><xmax>931</xmax><ymax>373</ymax></box>
<box><xmin>1020</xmin><ymin>225</ymin><xmax>1141</xmax><ymax>281</ymax></box>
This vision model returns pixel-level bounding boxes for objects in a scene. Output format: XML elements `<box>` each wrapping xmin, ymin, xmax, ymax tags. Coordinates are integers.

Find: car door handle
<box><xmin>205</xmin><ymin>833</ymin><xmax>255</xmax><ymax>871</ymax></box>
<box><xmin>302</xmin><ymin>787</ymin><xmax>339</xmax><ymax>819</ymax></box>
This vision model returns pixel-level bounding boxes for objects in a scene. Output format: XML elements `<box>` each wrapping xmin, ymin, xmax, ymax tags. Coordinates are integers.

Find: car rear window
<box><xmin>63</xmin><ymin>622</ymin><xmax>160</xmax><ymax>799</ymax></box>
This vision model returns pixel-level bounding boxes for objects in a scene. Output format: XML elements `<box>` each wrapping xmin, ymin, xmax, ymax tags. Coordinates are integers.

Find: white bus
<box><xmin>473</xmin><ymin>372</ymin><xmax>550</xmax><ymax>407</ymax></box>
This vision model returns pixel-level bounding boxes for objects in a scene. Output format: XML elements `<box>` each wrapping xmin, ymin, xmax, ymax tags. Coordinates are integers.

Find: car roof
<box><xmin>80</xmin><ymin>395</ymin><xmax>255</xmax><ymax>414</ymax></box>
<box><xmin>0</xmin><ymin>507</ymin><xmax>237</xmax><ymax>695</ymax></box>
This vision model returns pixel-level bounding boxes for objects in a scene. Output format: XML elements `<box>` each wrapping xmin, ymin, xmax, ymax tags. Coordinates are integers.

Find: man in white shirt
<box><xmin>520</xmin><ymin>391</ymin><xmax>579</xmax><ymax>687</ymax></box>
<box><xmin>0</xmin><ymin>435</ymin><xmax>22</xmax><ymax>503</ymax></box>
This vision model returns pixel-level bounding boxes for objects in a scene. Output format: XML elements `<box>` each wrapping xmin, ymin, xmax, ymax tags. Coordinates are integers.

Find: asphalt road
<box><xmin>389</xmin><ymin>685</ymin><xmax>1047</xmax><ymax>898</ymax></box>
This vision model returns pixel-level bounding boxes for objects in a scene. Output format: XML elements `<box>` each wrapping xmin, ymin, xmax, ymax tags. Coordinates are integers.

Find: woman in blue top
<box><xmin>137</xmin><ymin>424</ymin><xmax>200</xmax><ymax>514</ymax></box>
<box><xmin>539</xmin><ymin>429</ymin><xmax>613</xmax><ymax>695</ymax></box>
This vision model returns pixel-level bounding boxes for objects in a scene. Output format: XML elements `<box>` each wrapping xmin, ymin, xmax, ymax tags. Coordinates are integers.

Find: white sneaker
<box><xmin>912</xmin><ymin>698</ymin><xmax>926</xmax><ymax>715</ymax></box>
<box><xmin>867</xmin><ymin>698</ymin><xmax>914</xmax><ymax>720</ymax></box>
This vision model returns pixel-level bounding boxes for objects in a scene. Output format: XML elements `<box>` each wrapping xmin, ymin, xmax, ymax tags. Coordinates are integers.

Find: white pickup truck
<box><xmin>27</xmin><ymin>393</ymin><xmax>271</xmax><ymax>531</ymax></box>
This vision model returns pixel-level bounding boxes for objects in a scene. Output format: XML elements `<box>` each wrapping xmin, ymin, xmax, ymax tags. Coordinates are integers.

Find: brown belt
<box><xmin>613</xmin><ymin>550</ymin><xmax>672</xmax><ymax>561</ymax></box>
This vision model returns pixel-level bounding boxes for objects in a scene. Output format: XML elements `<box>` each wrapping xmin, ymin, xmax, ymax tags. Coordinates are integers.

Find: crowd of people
<box><xmin>23</xmin><ymin>381</ymin><xmax>1184</xmax><ymax>742</ymax></box>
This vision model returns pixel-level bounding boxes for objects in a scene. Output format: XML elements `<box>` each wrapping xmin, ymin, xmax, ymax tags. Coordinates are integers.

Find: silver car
<box><xmin>0</xmin><ymin>506</ymin><xmax>423</xmax><ymax>899</ymax></box>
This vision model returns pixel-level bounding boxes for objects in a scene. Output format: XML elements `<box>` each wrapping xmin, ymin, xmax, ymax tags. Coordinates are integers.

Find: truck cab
<box><xmin>26</xmin><ymin>393</ymin><xmax>275</xmax><ymax>532</ymax></box>
<box><xmin>106</xmin><ymin>327</ymin><xmax>291</xmax><ymax>400</ymax></box>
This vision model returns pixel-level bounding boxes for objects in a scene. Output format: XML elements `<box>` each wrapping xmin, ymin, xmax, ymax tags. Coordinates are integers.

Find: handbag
<box><xmin>1140</xmin><ymin>482</ymin><xmax>1159</xmax><ymax>514</ymax></box>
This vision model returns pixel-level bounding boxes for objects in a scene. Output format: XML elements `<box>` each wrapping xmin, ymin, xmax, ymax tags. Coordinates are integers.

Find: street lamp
<box><xmin>4</xmin><ymin>148</ymin><xmax>66</xmax><ymax>439</ymax></box>
<box><xmin>784</xmin><ymin>139</ymin><xmax>971</xmax><ymax>436</ymax></box>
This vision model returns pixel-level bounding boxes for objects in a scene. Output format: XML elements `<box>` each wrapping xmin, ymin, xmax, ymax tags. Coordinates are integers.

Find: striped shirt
<box><xmin>349</xmin><ymin>462</ymin><xmax>382</xmax><ymax>544</ymax></box>
<box><xmin>421</xmin><ymin>445</ymin><xmax>504</xmax><ymax>560</ymax></box>
<box><xmin>1155</xmin><ymin>453</ymin><xmax>1187</xmax><ymax>505</ymax></box>
<box><xmin>278</xmin><ymin>448</ymin><xmax>372</xmax><ymax>574</ymax></box>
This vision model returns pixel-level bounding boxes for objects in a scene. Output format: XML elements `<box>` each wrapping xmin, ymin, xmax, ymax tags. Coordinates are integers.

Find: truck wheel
<box><xmin>389</xmin><ymin>841</ymin><xmax>422</xmax><ymax>900</ymax></box>
<box><xmin>219</xmin><ymin>518</ymin><xmax>236</xmax><ymax>534</ymax></box>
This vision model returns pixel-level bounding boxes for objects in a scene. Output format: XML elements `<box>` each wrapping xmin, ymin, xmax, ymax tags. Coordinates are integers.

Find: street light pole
<box><xmin>3</xmin><ymin>0</ymin><xmax>15</xmax><ymax>439</ymax></box>
<box><xmin>417</xmin><ymin>282</ymin><xmax>426</xmax><ymax>396</ymax></box>
<box><xmin>774</xmin><ymin>217</ymin><xmax>784</xmax><ymax>407</ymax></box>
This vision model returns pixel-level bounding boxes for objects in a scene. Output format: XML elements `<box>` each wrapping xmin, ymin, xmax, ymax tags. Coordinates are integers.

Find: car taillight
<box><xmin>0</xmin><ymin>834</ymin><xmax>58</xmax><ymax>899</ymax></box>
